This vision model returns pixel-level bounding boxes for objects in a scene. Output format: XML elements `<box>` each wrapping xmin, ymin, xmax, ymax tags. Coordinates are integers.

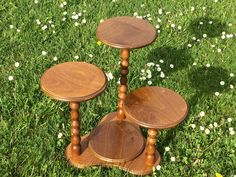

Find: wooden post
<box><xmin>70</xmin><ymin>102</ymin><xmax>81</xmax><ymax>155</ymax></box>
<box><xmin>145</xmin><ymin>128</ymin><xmax>157</xmax><ymax>166</ymax></box>
<box><xmin>117</xmin><ymin>49</ymin><xmax>129</xmax><ymax>120</ymax></box>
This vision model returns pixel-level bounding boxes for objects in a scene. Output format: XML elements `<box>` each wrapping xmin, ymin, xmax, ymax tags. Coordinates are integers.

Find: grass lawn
<box><xmin>0</xmin><ymin>0</ymin><xmax>235</xmax><ymax>176</ymax></box>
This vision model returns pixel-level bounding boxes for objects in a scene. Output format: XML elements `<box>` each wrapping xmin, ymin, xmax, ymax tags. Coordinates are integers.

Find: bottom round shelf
<box><xmin>65</xmin><ymin>112</ymin><xmax>161</xmax><ymax>175</ymax></box>
<box><xmin>89</xmin><ymin>112</ymin><xmax>145</xmax><ymax>163</ymax></box>
<box><xmin>66</xmin><ymin>136</ymin><xmax>161</xmax><ymax>176</ymax></box>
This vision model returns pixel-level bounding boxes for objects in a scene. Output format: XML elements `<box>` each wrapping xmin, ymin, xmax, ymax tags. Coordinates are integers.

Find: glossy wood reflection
<box><xmin>124</xmin><ymin>86</ymin><xmax>188</xmax><ymax>129</ymax></box>
<box><xmin>145</xmin><ymin>129</ymin><xmax>158</xmax><ymax>166</ymax></box>
<box><xmin>89</xmin><ymin>113</ymin><xmax>145</xmax><ymax>163</ymax></box>
<box><xmin>70</xmin><ymin>102</ymin><xmax>81</xmax><ymax>155</ymax></box>
<box><xmin>40</xmin><ymin>62</ymin><xmax>107</xmax><ymax>102</ymax></box>
<box><xmin>117</xmin><ymin>49</ymin><xmax>129</xmax><ymax>120</ymax></box>
<box><xmin>96</xmin><ymin>16</ymin><xmax>157</xmax><ymax>49</ymax></box>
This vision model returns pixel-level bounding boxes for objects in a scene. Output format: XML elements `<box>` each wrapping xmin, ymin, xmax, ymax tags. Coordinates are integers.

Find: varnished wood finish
<box><xmin>96</xmin><ymin>16</ymin><xmax>157</xmax><ymax>49</ymax></box>
<box><xmin>145</xmin><ymin>129</ymin><xmax>158</xmax><ymax>166</ymax></box>
<box><xmin>70</xmin><ymin>102</ymin><xmax>80</xmax><ymax>155</ymax></box>
<box><xmin>40</xmin><ymin>62</ymin><xmax>107</xmax><ymax>102</ymax></box>
<box><xmin>66</xmin><ymin>135</ymin><xmax>101</xmax><ymax>168</ymax></box>
<box><xmin>117</xmin><ymin>49</ymin><xmax>129</xmax><ymax>120</ymax></box>
<box><xmin>66</xmin><ymin>113</ymin><xmax>161</xmax><ymax>176</ymax></box>
<box><xmin>89</xmin><ymin>113</ymin><xmax>145</xmax><ymax>163</ymax></box>
<box><xmin>124</xmin><ymin>86</ymin><xmax>188</xmax><ymax>129</ymax></box>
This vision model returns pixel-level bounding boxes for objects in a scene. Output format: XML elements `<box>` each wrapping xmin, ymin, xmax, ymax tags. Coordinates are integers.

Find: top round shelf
<box><xmin>40</xmin><ymin>62</ymin><xmax>107</xmax><ymax>102</ymax></box>
<box><xmin>96</xmin><ymin>16</ymin><xmax>157</xmax><ymax>49</ymax></box>
<box><xmin>124</xmin><ymin>86</ymin><xmax>188</xmax><ymax>129</ymax></box>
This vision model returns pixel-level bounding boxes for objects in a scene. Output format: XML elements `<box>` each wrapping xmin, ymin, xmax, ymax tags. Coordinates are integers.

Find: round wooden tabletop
<box><xmin>96</xmin><ymin>16</ymin><xmax>157</xmax><ymax>49</ymax></box>
<box><xmin>124</xmin><ymin>86</ymin><xmax>188</xmax><ymax>129</ymax></box>
<box><xmin>40</xmin><ymin>62</ymin><xmax>107</xmax><ymax>102</ymax></box>
<box><xmin>89</xmin><ymin>113</ymin><xmax>145</xmax><ymax>163</ymax></box>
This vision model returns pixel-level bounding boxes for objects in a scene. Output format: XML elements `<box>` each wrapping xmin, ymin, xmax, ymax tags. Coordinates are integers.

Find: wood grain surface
<box><xmin>89</xmin><ymin>113</ymin><xmax>145</xmax><ymax>163</ymax></box>
<box><xmin>66</xmin><ymin>112</ymin><xmax>161</xmax><ymax>175</ymax></box>
<box><xmin>40</xmin><ymin>62</ymin><xmax>107</xmax><ymax>102</ymax></box>
<box><xmin>96</xmin><ymin>16</ymin><xmax>157</xmax><ymax>49</ymax></box>
<box><xmin>124</xmin><ymin>86</ymin><xmax>188</xmax><ymax>129</ymax></box>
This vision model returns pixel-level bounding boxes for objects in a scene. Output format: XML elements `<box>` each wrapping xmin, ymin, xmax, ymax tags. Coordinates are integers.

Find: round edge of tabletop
<box><xmin>96</xmin><ymin>16</ymin><xmax>157</xmax><ymax>49</ymax></box>
<box><xmin>40</xmin><ymin>61</ymin><xmax>108</xmax><ymax>102</ymax></box>
<box><xmin>124</xmin><ymin>86</ymin><xmax>189</xmax><ymax>129</ymax></box>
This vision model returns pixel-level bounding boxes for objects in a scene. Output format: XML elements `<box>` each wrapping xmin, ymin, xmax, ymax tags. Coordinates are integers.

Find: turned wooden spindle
<box><xmin>70</xmin><ymin>102</ymin><xmax>81</xmax><ymax>155</ymax></box>
<box><xmin>145</xmin><ymin>128</ymin><xmax>158</xmax><ymax>166</ymax></box>
<box><xmin>117</xmin><ymin>49</ymin><xmax>130</xmax><ymax>120</ymax></box>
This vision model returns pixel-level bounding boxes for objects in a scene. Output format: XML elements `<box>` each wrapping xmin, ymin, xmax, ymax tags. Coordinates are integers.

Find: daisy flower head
<box><xmin>156</xmin><ymin>165</ymin><xmax>161</xmax><ymax>170</ymax></box>
<box><xmin>42</xmin><ymin>51</ymin><xmax>47</xmax><ymax>55</ymax></box>
<box><xmin>165</xmin><ymin>146</ymin><xmax>170</xmax><ymax>152</ymax></box>
<box><xmin>199</xmin><ymin>111</ymin><xmax>205</xmax><ymax>117</ymax></box>
<box><xmin>14</xmin><ymin>62</ymin><xmax>20</xmax><ymax>67</ymax></box>
<box><xmin>8</xmin><ymin>75</ymin><xmax>14</xmax><ymax>81</ymax></box>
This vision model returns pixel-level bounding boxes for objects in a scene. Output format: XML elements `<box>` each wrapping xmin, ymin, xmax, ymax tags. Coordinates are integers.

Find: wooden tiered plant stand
<box><xmin>40</xmin><ymin>16</ymin><xmax>189</xmax><ymax>176</ymax></box>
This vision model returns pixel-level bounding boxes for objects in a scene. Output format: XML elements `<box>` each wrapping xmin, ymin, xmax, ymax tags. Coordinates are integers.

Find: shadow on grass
<box><xmin>147</xmin><ymin>46</ymin><xmax>193</xmax><ymax>75</ymax></box>
<box><xmin>157</xmin><ymin>128</ymin><xmax>177</xmax><ymax>154</ymax></box>
<box><xmin>188</xmin><ymin>17</ymin><xmax>227</xmax><ymax>39</ymax></box>
<box><xmin>188</xmin><ymin>66</ymin><xmax>234</xmax><ymax>106</ymax></box>
<box><xmin>146</xmin><ymin>47</ymin><xmax>193</xmax><ymax>152</ymax></box>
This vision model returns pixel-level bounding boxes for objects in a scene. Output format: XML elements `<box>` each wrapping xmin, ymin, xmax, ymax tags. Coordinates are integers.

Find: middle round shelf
<box><xmin>89</xmin><ymin>112</ymin><xmax>145</xmax><ymax>163</ymax></box>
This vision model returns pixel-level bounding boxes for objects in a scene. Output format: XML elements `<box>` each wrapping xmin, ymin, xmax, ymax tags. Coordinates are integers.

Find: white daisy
<box><xmin>14</xmin><ymin>62</ymin><xmax>20</xmax><ymax>67</ymax></box>
<box><xmin>165</xmin><ymin>147</ymin><xmax>170</xmax><ymax>152</ymax></box>
<box><xmin>200</xmin><ymin>126</ymin><xmax>205</xmax><ymax>131</ymax></box>
<box><xmin>82</xmin><ymin>18</ymin><xmax>86</xmax><ymax>24</ymax></box>
<box><xmin>74</xmin><ymin>22</ymin><xmax>79</xmax><ymax>26</ymax></box>
<box><xmin>156</xmin><ymin>165</ymin><xmax>161</xmax><ymax>170</ymax></box>
<box><xmin>191</xmin><ymin>124</ymin><xmax>196</xmax><ymax>129</ymax></box>
<box><xmin>203</xmin><ymin>34</ymin><xmax>207</xmax><ymax>38</ymax></box>
<box><xmin>199</xmin><ymin>111</ymin><xmax>205</xmax><ymax>117</ymax></box>
<box><xmin>8</xmin><ymin>76</ymin><xmax>14</xmax><ymax>81</ymax></box>
<box><xmin>205</xmin><ymin>128</ymin><xmax>210</xmax><ymax>134</ymax></box>
<box><xmin>106</xmin><ymin>72</ymin><xmax>114</xmax><ymax>81</ymax></box>
<box><xmin>220</xmin><ymin>81</ymin><xmax>225</xmax><ymax>86</ymax></box>
<box><xmin>42</xmin><ymin>51</ymin><xmax>47</xmax><ymax>55</ymax></box>
<box><xmin>227</xmin><ymin>118</ymin><xmax>232</xmax><ymax>122</ymax></box>
<box><xmin>187</xmin><ymin>44</ymin><xmax>192</xmax><ymax>48</ymax></box>
<box><xmin>58</xmin><ymin>132</ymin><xmax>63</xmax><ymax>139</ymax></box>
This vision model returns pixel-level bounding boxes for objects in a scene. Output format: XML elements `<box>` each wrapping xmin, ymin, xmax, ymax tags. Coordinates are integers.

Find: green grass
<box><xmin>0</xmin><ymin>0</ymin><xmax>236</xmax><ymax>176</ymax></box>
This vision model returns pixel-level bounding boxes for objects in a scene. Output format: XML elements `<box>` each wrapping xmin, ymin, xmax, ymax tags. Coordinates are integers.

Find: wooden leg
<box><xmin>117</xmin><ymin>48</ymin><xmax>130</xmax><ymax>120</ymax></box>
<box><xmin>69</xmin><ymin>102</ymin><xmax>81</xmax><ymax>155</ymax></box>
<box><xmin>145</xmin><ymin>128</ymin><xmax>158</xmax><ymax>166</ymax></box>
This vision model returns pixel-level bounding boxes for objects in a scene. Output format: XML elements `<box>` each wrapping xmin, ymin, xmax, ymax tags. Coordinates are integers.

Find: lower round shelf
<box><xmin>89</xmin><ymin>112</ymin><xmax>145</xmax><ymax>163</ymax></box>
<box><xmin>66</xmin><ymin>113</ymin><xmax>161</xmax><ymax>175</ymax></box>
<box><xmin>66</xmin><ymin>135</ymin><xmax>161</xmax><ymax>176</ymax></box>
